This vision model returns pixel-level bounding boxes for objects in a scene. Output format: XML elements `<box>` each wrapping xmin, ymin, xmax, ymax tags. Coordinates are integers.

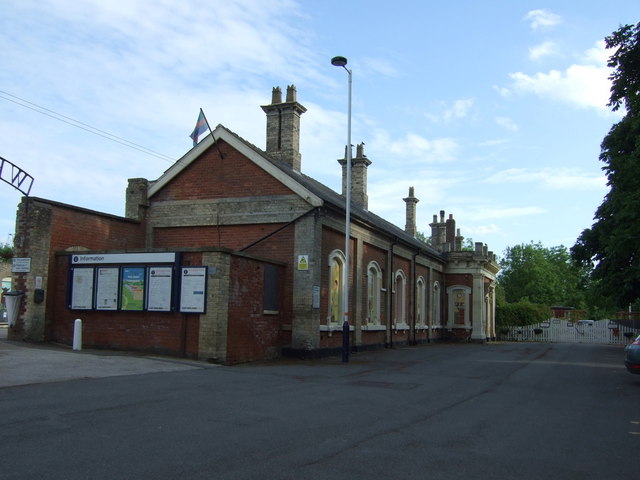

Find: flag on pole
<box><xmin>189</xmin><ymin>109</ymin><xmax>210</xmax><ymax>146</ymax></box>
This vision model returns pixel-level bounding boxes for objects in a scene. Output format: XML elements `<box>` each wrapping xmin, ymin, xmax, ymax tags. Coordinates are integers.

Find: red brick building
<box><xmin>8</xmin><ymin>86</ymin><xmax>500</xmax><ymax>364</ymax></box>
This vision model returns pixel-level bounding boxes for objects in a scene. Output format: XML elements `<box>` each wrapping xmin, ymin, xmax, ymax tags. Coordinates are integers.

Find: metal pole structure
<box><xmin>331</xmin><ymin>56</ymin><xmax>352</xmax><ymax>363</ymax></box>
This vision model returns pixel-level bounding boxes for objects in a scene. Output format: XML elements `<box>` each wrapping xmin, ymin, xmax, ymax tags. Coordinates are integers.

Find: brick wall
<box><xmin>11</xmin><ymin>198</ymin><xmax>146</xmax><ymax>341</ymax></box>
<box><xmin>151</xmin><ymin>141</ymin><xmax>294</xmax><ymax>202</ymax></box>
<box><xmin>226</xmin><ymin>255</ymin><xmax>286</xmax><ymax>364</ymax></box>
<box><xmin>48</xmin><ymin>252</ymin><xmax>201</xmax><ymax>358</ymax></box>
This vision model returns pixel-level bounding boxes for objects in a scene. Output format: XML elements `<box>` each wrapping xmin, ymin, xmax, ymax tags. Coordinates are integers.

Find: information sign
<box><xmin>120</xmin><ymin>267</ymin><xmax>145</xmax><ymax>311</ymax></box>
<box><xmin>180</xmin><ymin>267</ymin><xmax>207</xmax><ymax>313</ymax></box>
<box><xmin>147</xmin><ymin>267</ymin><xmax>173</xmax><ymax>312</ymax></box>
<box><xmin>71</xmin><ymin>268</ymin><xmax>94</xmax><ymax>309</ymax></box>
<box><xmin>96</xmin><ymin>267</ymin><xmax>119</xmax><ymax>310</ymax></box>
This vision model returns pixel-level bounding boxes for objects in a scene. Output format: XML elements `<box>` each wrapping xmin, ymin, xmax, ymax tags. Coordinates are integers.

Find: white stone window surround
<box><xmin>416</xmin><ymin>276</ymin><xmax>427</xmax><ymax>327</ymax></box>
<box><xmin>326</xmin><ymin>249</ymin><xmax>346</xmax><ymax>327</ymax></box>
<box><xmin>446</xmin><ymin>285</ymin><xmax>472</xmax><ymax>329</ymax></box>
<box><xmin>433</xmin><ymin>281</ymin><xmax>441</xmax><ymax>327</ymax></box>
<box><xmin>392</xmin><ymin>269</ymin><xmax>408</xmax><ymax>330</ymax></box>
<box><xmin>366</xmin><ymin>261</ymin><xmax>383</xmax><ymax>326</ymax></box>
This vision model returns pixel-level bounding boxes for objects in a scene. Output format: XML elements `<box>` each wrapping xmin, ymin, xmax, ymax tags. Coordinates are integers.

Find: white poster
<box><xmin>180</xmin><ymin>267</ymin><xmax>207</xmax><ymax>313</ymax></box>
<box><xmin>147</xmin><ymin>267</ymin><xmax>173</xmax><ymax>312</ymax></box>
<box><xmin>71</xmin><ymin>268</ymin><xmax>94</xmax><ymax>310</ymax></box>
<box><xmin>95</xmin><ymin>267</ymin><xmax>119</xmax><ymax>310</ymax></box>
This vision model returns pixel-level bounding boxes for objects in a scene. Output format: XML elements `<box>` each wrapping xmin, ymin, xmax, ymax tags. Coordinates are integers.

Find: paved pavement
<box><xmin>0</xmin><ymin>324</ymin><xmax>212</xmax><ymax>388</ymax></box>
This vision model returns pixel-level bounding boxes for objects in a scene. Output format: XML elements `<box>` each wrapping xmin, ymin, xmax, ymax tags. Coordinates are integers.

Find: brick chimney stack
<box><xmin>261</xmin><ymin>85</ymin><xmax>307</xmax><ymax>171</ymax></box>
<box><xmin>339</xmin><ymin>142</ymin><xmax>371</xmax><ymax>209</ymax></box>
<box><xmin>446</xmin><ymin>214</ymin><xmax>456</xmax><ymax>246</ymax></box>
<box><xmin>430</xmin><ymin>210</ymin><xmax>448</xmax><ymax>251</ymax></box>
<box><xmin>403</xmin><ymin>186</ymin><xmax>419</xmax><ymax>237</ymax></box>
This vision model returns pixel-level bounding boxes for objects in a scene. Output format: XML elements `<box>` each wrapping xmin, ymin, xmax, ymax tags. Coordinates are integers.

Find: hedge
<box><xmin>496</xmin><ymin>301</ymin><xmax>549</xmax><ymax>327</ymax></box>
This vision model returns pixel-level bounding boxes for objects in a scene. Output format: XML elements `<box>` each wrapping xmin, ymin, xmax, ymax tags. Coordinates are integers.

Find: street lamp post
<box><xmin>331</xmin><ymin>55</ymin><xmax>352</xmax><ymax>363</ymax></box>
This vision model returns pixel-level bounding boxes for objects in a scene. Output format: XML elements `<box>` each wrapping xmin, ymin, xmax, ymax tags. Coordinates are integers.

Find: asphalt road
<box><xmin>0</xmin><ymin>339</ymin><xmax>637</xmax><ymax>480</ymax></box>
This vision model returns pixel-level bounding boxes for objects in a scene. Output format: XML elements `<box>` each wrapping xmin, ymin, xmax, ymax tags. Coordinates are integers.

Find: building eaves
<box><xmin>222</xmin><ymin>127</ymin><xmax>444</xmax><ymax>259</ymax></box>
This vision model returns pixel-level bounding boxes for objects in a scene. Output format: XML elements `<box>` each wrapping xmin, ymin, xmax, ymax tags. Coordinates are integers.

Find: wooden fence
<box><xmin>499</xmin><ymin>319</ymin><xmax>638</xmax><ymax>345</ymax></box>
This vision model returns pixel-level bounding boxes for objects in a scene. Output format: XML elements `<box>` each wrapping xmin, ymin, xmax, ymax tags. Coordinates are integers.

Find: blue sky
<box><xmin>1</xmin><ymin>0</ymin><xmax>637</xmax><ymax>259</ymax></box>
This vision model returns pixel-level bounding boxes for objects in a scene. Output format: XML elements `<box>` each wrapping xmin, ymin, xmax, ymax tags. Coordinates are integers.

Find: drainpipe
<box><xmin>426</xmin><ymin>264</ymin><xmax>432</xmax><ymax>344</ymax></box>
<box><xmin>410</xmin><ymin>250</ymin><xmax>418</xmax><ymax>346</ymax></box>
<box><xmin>386</xmin><ymin>237</ymin><xmax>398</xmax><ymax>349</ymax></box>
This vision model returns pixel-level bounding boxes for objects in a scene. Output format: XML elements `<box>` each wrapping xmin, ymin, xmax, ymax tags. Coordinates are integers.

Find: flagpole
<box><xmin>199</xmin><ymin>108</ymin><xmax>212</xmax><ymax>134</ymax></box>
<box><xmin>198</xmin><ymin>108</ymin><xmax>224</xmax><ymax>159</ymax></box>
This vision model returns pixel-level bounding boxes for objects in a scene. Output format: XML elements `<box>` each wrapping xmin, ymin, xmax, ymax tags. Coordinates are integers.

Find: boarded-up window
<box><xmin>263</xmin><ymin>264</ymin><xmax>279</xmax><ymax>312</ymax></box>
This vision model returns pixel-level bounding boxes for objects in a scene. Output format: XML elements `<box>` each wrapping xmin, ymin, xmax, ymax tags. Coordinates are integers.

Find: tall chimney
<box><xmin>446</xmin><ymin>214</ymin><xmax>456</xmax><ymax>248</ymax></box>
<box><xmin>261</xmin><ymin>85</ymin><xmax>307</xmax><ymax>171</ymax></box>
<box><xmin>403</xmin><ymin>186</ymin><xmax>419</xmax><ymax>237</ymax></box>
<box><xmin>429</xmin><ymin>210</ymin><xmax>448</xmax><ymax>251</ymax></box>
<box><xmin>339</xmin><ymin>142</ymin><xmax>371</xmax><ymax>209</ymax></box>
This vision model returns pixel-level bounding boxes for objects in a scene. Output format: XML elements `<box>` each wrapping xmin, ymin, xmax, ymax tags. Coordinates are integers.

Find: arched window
<box><xmin>328</xmin><ymin>250</ymin><xmax>346</xmax><ymax>325</ymax></box>
<box><xmin>367</xmin><ymin>261</ymin><xmax>382</xmax><ymax>325</ymax></box>
<box><xmin>433</xmin><ymin>281</ymin><xmax>441</xmax><ymax>327</ymax></box>
<box><xmin>446</xmin><ymin>285</ymin><xmax>472</xmax><ymax>328</ymax></box>
<box><xmin>416</xmin><ymin>276</ymin><xmax>426</xmax><ymax>326</ymax></box>
<box><xmin>393</xmin><ymin>269</ymin><xmax>407</xmax><ymax>326</ymax></box>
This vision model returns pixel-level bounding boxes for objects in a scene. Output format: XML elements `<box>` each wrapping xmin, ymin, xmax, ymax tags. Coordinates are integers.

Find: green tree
<box><xmin>572</xmin><ymin>22</ymin><xmax>640</xmax><ymax>308</ymax></box>
<box><xmin>499</xmin><ymin>242</ymin><xmax>587</xmax><ymax>307</ymax></box>
<box><xmin>415</xmin><ymin>230</ymin><xmax>430</xmax><ymax>244</ymax></box>
<box><xmin>496</xmin><ymin>301</ymin><xmax>550</xmax><ymax>328</ymax></box>
<box><xmin>0</xmin><ymin>242</ymin><xmax>13</xmax><ymax>262</ymax></box>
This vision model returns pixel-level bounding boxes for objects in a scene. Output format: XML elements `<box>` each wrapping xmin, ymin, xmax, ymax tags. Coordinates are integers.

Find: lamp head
<box><xmin>331</xmin><ymin>56</ymin><xmax>348</xmax><ymax>67</ymax></box>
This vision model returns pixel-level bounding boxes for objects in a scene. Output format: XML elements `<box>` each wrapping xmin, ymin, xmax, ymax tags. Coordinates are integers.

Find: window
<box><xmin>328</xmin><ymin>250</ymin><xmax>346</xmax><ymax>325</ymax></box>
<box><xmin>393</xmin><ymin>269</ymin><xmax>406</xmax><ymax>326</ymax></box>
<box><xmin>416</xmin><ymin>276</ymin><xmax>426</xmax><ymax>326</ymax></box>
<box><xmin>433</xmin><ymin>281</ymin><xmax>441</xmax><ymax>327</ymax></box>
<box><xmin>263</xmin><ymin>264</ymin><xmax>279</xmax><ymax>313</ymax></box>
<box><xmin>446</xmin><ymin>285</ymin><xmax>471</xmax><ymax>328</ymax></box>
<box><xmin>367</xmin><ymin>261</ymin><xmax>382</xmax><ymax>325</ymax></box>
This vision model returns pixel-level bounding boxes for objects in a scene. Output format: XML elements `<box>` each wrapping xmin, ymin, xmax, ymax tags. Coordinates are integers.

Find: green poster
<box><xmin>120</xmin><ymin>267</ymin><xmax>145</xmax><ymax>311</ymax></box>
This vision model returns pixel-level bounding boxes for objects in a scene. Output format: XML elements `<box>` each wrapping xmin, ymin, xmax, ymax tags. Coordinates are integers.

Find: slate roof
<box><xmin>216</xmin><ymin>125</ymin><xmax>445</xmax><ymax>260</ymax></box>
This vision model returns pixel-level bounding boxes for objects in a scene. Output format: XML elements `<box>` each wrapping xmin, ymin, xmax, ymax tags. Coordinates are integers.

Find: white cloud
<box><xmin>359</xmin><ymin>56</ymin><xmax>401</xmax><ymax>78</ymax></box>
<box><xmin>465</xmin><ymin>223</ymin><xmax>500</xmax><ymax>235</ymax></box>
<box><xmin>426</xmin><ymin>98</ymin><xmax>475</xmax><ymax>122</ymax></box>
<box><xmin>495</xmin><ymin>116</ymin><xmax>518</xmax><ymax>132</ymax></box>
<box><xmin>485</xmin><ymin>168</ymin><xmax>607</xmax><ymax>191</ymax></box>
<box><xmin>525</xmin><ymin>9</ymin><xmax>562</xmax><ymax>31</ymax></box>
<box><xmin>474</xmin><ymin>206</ymin><xmax>546</xmax><ymax>220</ymax></box>
<box><xmin>443</xmin><ymin>98</ymin><xmax>475</xmax><ymax>121</ymax></box>
<box><xmin>529</xmin><ymin>41</ymin><xmax>559</xmax><ymax>61</ymax></box>
<box><xmin>387</xmin><ymin>134</ymin><xmax>459</xmax><ymax>163</ymax></box>
<box><xmin>504</xmin><ymin>41</ymin><xmax>613</xmax><ymax>112</ymax></box>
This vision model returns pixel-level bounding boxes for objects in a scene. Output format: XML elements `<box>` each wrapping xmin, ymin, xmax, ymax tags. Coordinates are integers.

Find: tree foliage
<box><xmin>496</xmin><ymin>301</ymin><xmax>550</xmax><ymax>328</ymax></box>
<box><xmin>0</xmin><ymin>242</ymin><xmax>13</xmax><ymax>262</ymax></box>
<box><xmin>499</xmin><ymin>242</ymin><xmax>588</xmax><ymax>308</ymax></box>
<box><xmin>572</xmin><ymin>22</ymin><xmax>640</xmax><ymax>308</ymax></box>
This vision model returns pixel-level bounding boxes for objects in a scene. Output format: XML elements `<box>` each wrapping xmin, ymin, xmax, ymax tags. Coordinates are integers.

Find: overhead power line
<box><xmin>0</xmin><ymin>90</ymin><xmax>177</xmax><ymax>163</ymax></box>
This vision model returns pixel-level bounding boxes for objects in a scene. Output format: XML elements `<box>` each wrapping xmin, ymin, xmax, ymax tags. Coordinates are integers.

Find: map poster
<box><xmin>70</xmin><ymin>267</ymin><xmax>94</xmax><ymax>310</ymax></box>
<box><xmin>180</xmin><ymin>267</ymin><xmax>207</xmax><ymax>313</ymax></box>
<box><xmin>147</xmin><ymin>267</ymin><xmax>173</xmax><ymax>312</ymax></box>
<box><xmin>120</xmin><ymin>267</ymin><xmax>145</xmax><ymax>311</ymax></box>
<box><xmin>96</xmin><ymin>267</ymin><xmax>119</xmax><ymax>310</ymax></box>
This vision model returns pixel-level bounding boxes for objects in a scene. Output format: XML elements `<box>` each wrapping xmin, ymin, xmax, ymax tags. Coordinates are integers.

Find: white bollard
<box><xmin>73</xmin><ymin>318</ymin><xmax>82</xmax><ymax>351</ymax></box>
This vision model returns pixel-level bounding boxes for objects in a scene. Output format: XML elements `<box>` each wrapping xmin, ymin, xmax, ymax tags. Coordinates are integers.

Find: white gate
<box><xmin>499</xmin><ymin>319</ymin><xmax>637</xmax><ymax>345</ymax></box>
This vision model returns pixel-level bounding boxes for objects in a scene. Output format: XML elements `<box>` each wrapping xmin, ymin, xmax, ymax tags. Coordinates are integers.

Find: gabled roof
<box><xmin>148</xmin><ymin>125</ymin><xmax>323</xmax><ymax>207</ymax></box>
<box><xmin>150</xmin><ymin>125</ymin><xmax>444</xmax><ymax>259</ymax></box>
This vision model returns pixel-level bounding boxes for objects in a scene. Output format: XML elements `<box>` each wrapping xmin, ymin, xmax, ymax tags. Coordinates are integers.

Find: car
<box><xmin>624</xmin><ymin>334</ymin><xmax>640</xmax><ymax>374</ymax></box>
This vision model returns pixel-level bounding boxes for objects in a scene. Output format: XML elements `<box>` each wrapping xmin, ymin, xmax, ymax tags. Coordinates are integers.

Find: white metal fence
<box><xmin>499</xmin><ymin>319</ymin><xmax>638</xmax><ymax>345</ymax></box>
